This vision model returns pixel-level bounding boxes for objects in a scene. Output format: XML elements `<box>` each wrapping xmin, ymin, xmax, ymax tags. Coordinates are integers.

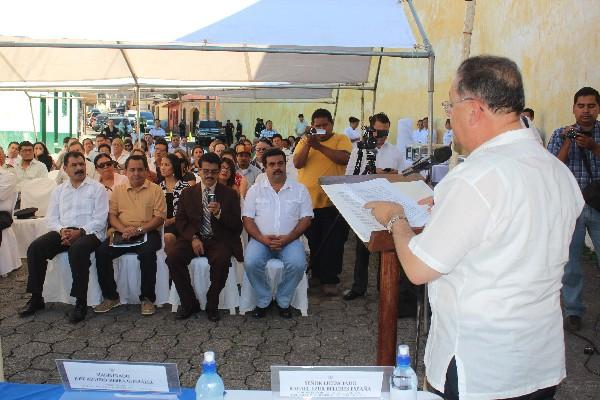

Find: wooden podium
<box><xmin>320</xmin><ymin>174</ymin><xmax>425</xmax><ymax>366</ymax></box>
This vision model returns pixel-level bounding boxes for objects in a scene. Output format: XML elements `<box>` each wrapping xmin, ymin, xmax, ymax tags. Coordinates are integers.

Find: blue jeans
<box><xmin>245</xmin><ymin>238</ymin><xmax>306</xmax><ymax>308</ymax></box>
<box><xmin>562</xmin><ymin>204</ymin><xmax>600</xmax><ymax>317</ymax></box>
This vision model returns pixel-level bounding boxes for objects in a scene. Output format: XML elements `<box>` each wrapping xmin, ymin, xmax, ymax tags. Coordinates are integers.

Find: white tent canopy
<box><xmin>0</xmin><ymin>0</ymin><xmax>424</xmax><ymax>92</ymax></box>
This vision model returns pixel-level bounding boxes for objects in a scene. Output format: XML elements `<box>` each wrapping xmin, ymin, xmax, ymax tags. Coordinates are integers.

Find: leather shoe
<box><xmin>343</xmin><ymin>290</ymin><xmax>364</xmax><ymax>301</ymax></box>
<box><xmin>175</xmin><ymin>303</ymin><xmax>201</xmax><ymax>320</ymax></box>
<box><xmin>277</xmin><ymin>305</ymin><xmax>293</xmax><ymax>319</ymax></box>
<box><xmin>19</xmin><ymin>296</ymin><xmax>45</xmax><ymax>317</ymax></box>
<box><xmin>252</xmin><ymin>305</ymin><xmax>270</xmax><ymax>319</ymax></box>
<box><xmin>68</xmin><ymin>301</ymin><xmax>87</xmax><ymax>324</ymax></box>
<box><xmin>207</xmin><ymin>309</ymin><xmax>220</xmax><ymax>322</ymax></box>
<box><xmin>564</xmin><ymin>315</ymin><xmax>582</xmax><ymax>332</ymax></box>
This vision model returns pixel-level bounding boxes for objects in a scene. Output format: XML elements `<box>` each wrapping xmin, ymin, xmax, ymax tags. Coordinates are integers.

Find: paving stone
<box><xmin>108</xmin><ymin>341</ymin><xmax>142</xmax><ymax>358</ymax></box>
<box><xmin>9</xmin><ymin>368</ymin><xmax>51</xmax><ymax>384</ymax></box>
<box><xmin>3</xmin><ymin>356</ymin><xmax>32</xmax><ymax>375</ymax></box>
<box><xmin>51</xmin><ymin>339</ymin><xmax>87</xmax><ymax>354</ymax></box>
<box><xmin>220</xmin><ymin>361</ymin><xmax>256</xmax><ymax>378</ymax></box>
<box><xmin>231</xmin><ymin>333</ymin><xmax>265</xmax><ymax>346</ymax></box>
<box><xmin>71</xmin><ymin>346</ymin><xmax>108</xmax><ymax>360</ymax></box>
<box><xmin>2</xmin><ymin>333</ymin><xmax>33</xmax><ymax>349</ymax></box>
<box><xmin>12</xmin><ymin>341</ymin><xmax>51</xmax><ymax>359</ymax></box>
<box><xmin>245</xmin><ymin>371</ymin><xmax>270</xmax><ymax>390</ymax></box>
<box><xmin>252</xmin><ymin>355</ymin><xmax>286</xmax><ymax>372</ymax></box>
<box><xmin>201</xmin><ymin>339</ymin><xmax>235</xmax><ymax>357</ymax></box>
<box><xmin>31</xmin><ymin>352</ymin><xmax>70</xmax><ymax>371</ymax></box>
<box><xmin>32</xmin><ymin>328</ymin><xmax>71</xmax><ymax>344</ymax></box>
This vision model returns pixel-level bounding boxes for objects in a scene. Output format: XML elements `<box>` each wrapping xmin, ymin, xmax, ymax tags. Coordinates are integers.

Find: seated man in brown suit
<box><xmin>166</xmin><ymin>152</ymin><xmax>243</xmax><ymax>321</ymax></box>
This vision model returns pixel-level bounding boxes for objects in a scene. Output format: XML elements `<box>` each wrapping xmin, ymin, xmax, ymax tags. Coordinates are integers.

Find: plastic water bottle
<box><xmin>390</xmin><ymin>344</ymin><xmax>417</xmax><ymax>400</ymax></box>
<box><xmin>195</xmin><ymin>351</ymin><xmax>225</xmax><ymax>400</ymax></box>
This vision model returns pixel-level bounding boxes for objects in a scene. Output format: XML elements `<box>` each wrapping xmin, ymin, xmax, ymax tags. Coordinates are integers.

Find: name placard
<box><xmin>279</xmin><ymin>370</ymin><xmax>384</xmax><ymax>398</ymax></box>
<box><xmin>57</xmin><ymin>360</ymin><xmax>176</xmax><ymax>393</ymax></box>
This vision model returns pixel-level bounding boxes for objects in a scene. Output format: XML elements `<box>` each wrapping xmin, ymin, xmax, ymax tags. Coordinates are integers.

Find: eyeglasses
<box><xmin>441</xmin><ymin>97</ymin><xmax>476</xmax><ymax>116</ymax></box>
<box><xmin>255</xmin><ymin>147</ymin><xmax>267</xmax><ymax>152</ymax></box>
<box><xmin>201</xmin><ymin>168</ymin><xmax>220</xmax><ymax>175</ymax></box>
<box><xmin>96</xmin><ymin>161</ymin><xmax>113</xmax><ymax>169</ymax></box>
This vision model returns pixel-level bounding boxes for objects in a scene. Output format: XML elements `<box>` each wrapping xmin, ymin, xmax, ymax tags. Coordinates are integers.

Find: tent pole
<box><xmin>136</xmin><ymin>86</ymin><xmax>141</xmax><ymax>146</ymax></box>
<box><xmin>372</xmin><ymin>47</ymin><xmax>384</xmax><ymax>115</ymax></box>
<box><xmin>361</xmin><ymin>87</ymin><xmax>365</xmax><ymax>124</ymax></box>
<box><xmin>26</xmin><ymin>92</ymin><xmax>37</xmax><ymax>142</ymax></box>
<box><xmin>332</xmin><ymin>89</ymin><xmax>341</xmax><ymax>122</ymax></box>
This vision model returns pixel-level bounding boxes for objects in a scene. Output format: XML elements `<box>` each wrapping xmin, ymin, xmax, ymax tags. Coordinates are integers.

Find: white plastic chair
<box><xmin>42</xmin><ymin>252</ymin><xmax>103</xmax><ymax>306</ymax></box>
<box><xmin>47</xmin><ymin>170</ymin><xmax>60</xmax><ymax>181</ymax></box>
<box><xmin>169</xmin><ymin>257</ymin><xmax>240</xmax><ymax>315</ymax></box>
<box><xmin>113</xmin><ymin>249</ymin><xmax>171</xmax><ymax>305</ymax></box>
<box><xmin>0</xmin><ymin>227</ymin><xmax>21</xmax><ymax>277</ymax></box>
<box><xmin>239</xmin><ymin>259</ymin><xmax>309</xmax><ymax>316</ymax></box>
<box><xmin>20</xmin><ymin>177</ymin><xmax>56</xmax><ymax>217</ymax></box>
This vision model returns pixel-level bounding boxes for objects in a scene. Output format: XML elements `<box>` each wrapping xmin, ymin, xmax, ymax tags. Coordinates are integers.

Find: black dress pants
<box><xmin>351</xmin><ymin>240</ymin><xmax>371</xmax><ymax>294</ymax></box>
<box><xmin>95</xmin><ymin>230</ymin><xmax>161</xmax><ymax>302</ymax></box>
<box><xmin>26</xmin><ymin>231</ymin><xmax>101</xmax><ymax>301</ymax></box>
<box><xmin>430</xmin><ymin>357</ymin><xmax>557</xmax><ymax>400</ymax></box>
<box><xmin>305</xmin><ymin>206</ymin><xmax>349</xmax><ymax>284</ymax></box>
<box><xmin>165</xmin><ymin>237</ymin><xmax>232</xmax><ymax>312</ymax></box>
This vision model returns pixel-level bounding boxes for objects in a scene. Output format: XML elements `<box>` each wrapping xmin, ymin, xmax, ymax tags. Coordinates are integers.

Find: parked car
<box><xmin>100</xmin><ymin>117</ymin><xmax>133</xmax><ymax>136</ymax></box>
<box><xmin>195</xmin><ymin>120</ymin><xmax>225</xmax><ymax>145</ymax></box>
<box><xmin>92</xmin><ymin>114</ymin><xmax>108</xmax><ymax>132</ymax></box>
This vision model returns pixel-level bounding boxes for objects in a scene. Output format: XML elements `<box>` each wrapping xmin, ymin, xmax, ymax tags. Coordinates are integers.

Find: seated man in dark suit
<box><xmin>166</xmin><ymin>152</ymin><xmax>243</xmax><ymax>321</ymax></box>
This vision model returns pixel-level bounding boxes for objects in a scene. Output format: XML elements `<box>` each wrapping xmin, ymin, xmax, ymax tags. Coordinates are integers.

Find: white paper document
<box><xmin>322</xmin><ymin>178</ymin><xmax>432</xmax><ymax>243</ymax></box>
<box><xmin>279</xmin><ymin>370</ymin><xmax>383</xmax><ymax>398</ymax></box>
<box><xmin>62</xmin><ymin>361</ymin><xmax>170</xmax><ymax>393</ymax></box>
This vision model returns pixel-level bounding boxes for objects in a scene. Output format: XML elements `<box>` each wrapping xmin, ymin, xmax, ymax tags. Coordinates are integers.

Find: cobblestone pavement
<box><xmin>1</xmin><ymin>234</ymin><xmax>599</xmax><ymax>398</ymax></box>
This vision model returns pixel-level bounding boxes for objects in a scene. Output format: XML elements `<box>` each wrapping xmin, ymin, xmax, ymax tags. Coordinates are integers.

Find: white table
<box><xmin>229</xmin><ymin>391</ymin><xmax>441</xmax><ymax>399</ymax></box>
<box><xmin>12</xmin><ymin>217</ymin><xmax>49</xmax><ymax>258</ymax></box>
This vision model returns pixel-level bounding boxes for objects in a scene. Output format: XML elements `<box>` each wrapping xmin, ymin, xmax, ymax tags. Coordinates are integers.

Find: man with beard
<box><xmin>243</xmin><ymin>148</ymin><xmax>313</xmax><ymax>318</ymax></box>
<box><xmin>19</xmin><ymin>151</ymin><xmax>108</xmax><ymax>323</ymax></box>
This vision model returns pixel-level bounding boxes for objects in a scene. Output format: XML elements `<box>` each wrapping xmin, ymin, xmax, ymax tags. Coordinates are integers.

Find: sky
<box><xmin>2</xmin><ymin>0</ymin><xmax>259</xmax><ymax>42</ymax></box>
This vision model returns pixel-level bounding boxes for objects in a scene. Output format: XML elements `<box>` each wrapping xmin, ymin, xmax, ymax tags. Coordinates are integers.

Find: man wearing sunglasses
<box><xmin>343</xmin><ymin>113</ymin><xmax>406</xmax><ymax>302</ymax></box>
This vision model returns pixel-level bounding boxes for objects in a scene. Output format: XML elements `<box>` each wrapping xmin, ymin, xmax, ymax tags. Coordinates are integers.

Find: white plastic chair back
<box><xmin>113</xmin><ymin>249</ymin><xmax>171</xmax><ymax>305</ymax></box>
<box><xmin>0</xmin><ymin>227</ymin><xmax>21</xmax><ymax>276</ymax></box>
<box><xmin>20</xmin><ymin>177</ymin><xmax>56</xmax><ymax>216</ymax></box>
<box><xmin>169</xmin><ymin>257</ymin><xmax>239</xmax><ymax>315</ymax></box>
<box><xmin>239</xmin><ymin>259</ymin><xmax>308</xmax><ymax>316</ymax></box>
<box><xmin>47</xmin><ymin>170</ymin><xmax>61</xmax><ymax>181</ymax></box>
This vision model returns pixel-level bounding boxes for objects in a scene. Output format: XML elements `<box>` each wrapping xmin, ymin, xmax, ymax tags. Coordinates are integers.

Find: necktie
<box><xmin>200</xmin><ymin>187</ymin><xmax>212</xmax><ymax>236</ymax></box>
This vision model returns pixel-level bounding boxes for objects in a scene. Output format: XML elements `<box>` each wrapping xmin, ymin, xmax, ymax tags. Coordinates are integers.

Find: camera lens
<box><xmin>309</xmin><ymin>127</ymin><xmax>317</xmax><ymax>134</ymax></box>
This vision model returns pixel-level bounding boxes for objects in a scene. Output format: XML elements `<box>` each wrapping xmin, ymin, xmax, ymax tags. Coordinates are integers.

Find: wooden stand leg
<box><xmin>377</xmin><ymin>250</ymin><xmax>400</xmax><ymax>366</ymax></box>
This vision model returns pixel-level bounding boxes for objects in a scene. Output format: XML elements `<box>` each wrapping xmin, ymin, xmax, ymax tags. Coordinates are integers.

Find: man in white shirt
<box><xmin>235</xmin><ymin>143</ymin><xmax>262</xmax><ymax>186</ymax></box>
<box><xmin>271</xmin><ymin>133</ymin><xmax>292</xmax><ymax>157</ymax></box>
<box><xmin>55</xmin><ymin>142</ymin><xmax>98</xmax><ymax>184</ymax></box>
<box><xmin>5</xmin><ymin>141</ymin><xmax>21</xmax><ymax>167</ymax></box>
<box><xmin>343</xmin><ymin>116</ymin><xmax>362</xmax><ymax>144</ymax></box>
<box><xmin>344</xmin><ymin>112</ymin><xmax>406</xmax><ymax>301</ymax></box>
<box><xmin>19</xmin><ymin>150</ymin><xmax>108</xmax><ymax>323</ymax></box>
<box><xmin>144</xmin><ymin>133</ymin><xmax>156</xmax><ymax>156</ymax></box>
<box><xmin>168</xmin><ymin>135</ymin><xmax>186</xmax><ymax>153</ymax></box>
<box><xmin>13</xmin><ymin>141</ymin><xmax>48</xmax><ymax>190</ymax></box>
<box><xmin>442</xmin><ymin>118</ymin><xmax>453</xmax><ymax>145</ymax></box>
<box><xmin>259</xmin><ymin>120</ymin><xmax>279</xmax><ymax>139</ymax></box>
<box><xmin>367</xmin><ymin>56</ymin><xmax>583</xmax><ymax>400</ymax></box>
<box><xmin>295</xmin><ymin>114</ymin><xmax>308</xmax><ymax>137</ymax></box>
<box><xmin>243</xmin><ymin>148</ymin><xmax>313</xmax><ymax>318</ymax></box>
<box><xmin>148</xmin><ymin>119</ymin><xmax>166</xmax><ymax>138</ymax></box>
<box><xmin>251</xmin><ymin>138</ymin><xmax>271</xmax><ymax>171</ymax></box>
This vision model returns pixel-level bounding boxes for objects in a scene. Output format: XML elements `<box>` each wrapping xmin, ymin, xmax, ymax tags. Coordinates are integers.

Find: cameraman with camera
<box><xmin>294</xmin><ymin>108</ymin><xmax>352</xmax><ymax>295</ymax></box>
<box><xmin>548</xmin><ymin>86</ymin><xmax>600</xmax><ymax>332</ymax></box>
<box><xmin>343</xmin><ymin>112</ymin><xmax>406</xmax><ymax>301</ymax></box>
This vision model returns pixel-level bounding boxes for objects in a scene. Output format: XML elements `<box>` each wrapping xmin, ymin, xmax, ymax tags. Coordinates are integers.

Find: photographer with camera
<box><xmin>343</xmin><ymin>113</ymin><xmax>407</xmax><ymax>301</ymax></box>
<box><xmin>548</xmin><ymin>86</ymin><xmax>600</xmax><ymax>332</ymax></box>
<box><xmin>294</xmin><ymin>108</ymin><xmax>352</xmax><ymax>295</ymax></box>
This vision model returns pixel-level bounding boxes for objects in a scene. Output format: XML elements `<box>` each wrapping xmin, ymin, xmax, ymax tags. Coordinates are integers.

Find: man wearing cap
<box><xmin>19</xmin><ymin>151</ymin><xmax>108</xmax><ymax>323</ymax></box>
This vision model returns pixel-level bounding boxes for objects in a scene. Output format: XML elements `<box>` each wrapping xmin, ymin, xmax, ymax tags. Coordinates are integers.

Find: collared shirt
<box><xmin>13</xmin><ymin>159</ymin><xmax>48</xmax><ymax>190</ymax></box>
<box><xmin>112</xmin><ymin>151</ymin><xmax>130</xmax><ymax>167</ymax></box>
<box><xmin>250</xmin><ymin>158</ymin><xmax>264</xmax><ymax>172</ymax></box>
<box><xmin>345</xmin><ymin>141</ymin><xmax>405</xmax><ymax>175</ymax></box>
<box><xmin>259</xmin><ymin>129</ymin><xmax>279</xmax><ymax>139</ymax></box>
<box><xmin>168</xmin><ymin>144</ymin><xmax>187</xmax><ymax>153</ymax></box>
<box><xmin>148</xmin><ymin>127</ymin><xmax>166</xmax><ymax>137</ymax></box>
<box><xmin>408</xmin><ymin>128</ymin><xmax>583</xmax><ymax>399</ymax></box>
<box><xmin>243</xmin><ymin>177</ymin><xmax>313</xmax><ymax>236</ymax></box>
<box><xmin>46</xmin><ymin>177</ymin><xmax>109</xmax><ymax>240</ymax></box>
<box><xmin>6</xmin><ymin>155</ymin><xmax>20</xmax><ymax>167</ymax></box>
<box><xmin>294</xmin><ymin>133</ymin><xmax>352</xmax><ymax>209</ymax></box>
<box><xmin>237</xmin><ymin>164</ymin><xmax>262</xmax><ymax>186</ymax></box>
<box><xmin>442</xmin><ymin>129</ymin><xmax>453</xmax><ymax>145</ymax></box>
<box><xmin>343</xmin><ymin>126</ymin><xmax>361</xmax><ymax>142</ymax></box>
<box><xmin>412</xmin><ymin>129</ymin><xmax>436</xmax><ymax>144</ymax></box>
<box><xmin>55</xmin><ymin>159</ymin><xmax>98</xmax><ymax>185</ymax></box>
<box><xmin>97</xmin><ymin>172</ymin><xmax>128</xmax><ymax>200</ymax></box>
<box><xmin>295</xmin><ymin>120</ymin><xmax>308</xmax><ymax>136</ymax></box>
<box><xmin>109</xmin><ymin>179</ymin><xmax>167</xmax><ymax>227</ymax></box>
<box><xmin>547</xmin><ymin>120</ymin><xmax>600</xmax><ymax>190</ymax></box>
<box><xmin>0</xmin><ymin>170</ymin><xmax>17</xmax><ymax>212</ymax></box>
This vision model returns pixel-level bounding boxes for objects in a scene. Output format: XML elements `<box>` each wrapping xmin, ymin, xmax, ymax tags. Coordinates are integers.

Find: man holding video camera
<box><xmin>343</xmin><ymin>113</ymin><xmax>406</xmax><ymax>301</ymax></box>
<box><xmin>548</xmin><ymin>86</ymin><xmax>600</xmax><ymax>332</ymax></box>
<box><xmin>294</xmin><ymin>108</ymin><xmax>352</xmax><ymax>295</ymax></box>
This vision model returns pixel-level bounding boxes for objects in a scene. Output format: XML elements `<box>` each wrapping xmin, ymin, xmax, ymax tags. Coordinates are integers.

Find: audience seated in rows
<box><xmin>159</xmin><ymin>153</ymin><xmax>190</xmax><ymax>254</ymax></box>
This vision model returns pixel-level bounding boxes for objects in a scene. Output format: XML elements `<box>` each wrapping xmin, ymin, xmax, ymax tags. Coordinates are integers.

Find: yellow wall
<box><xmin>218</xmin><ymin>1</ymin><xmax>599</xmax><ymax>144</ymax></box>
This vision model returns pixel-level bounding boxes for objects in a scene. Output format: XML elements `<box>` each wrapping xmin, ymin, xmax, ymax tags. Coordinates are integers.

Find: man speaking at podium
<box><xmin>366</xmin><ymin>56</ymin><xmax>583</xmax><ymax>400</ymax></box>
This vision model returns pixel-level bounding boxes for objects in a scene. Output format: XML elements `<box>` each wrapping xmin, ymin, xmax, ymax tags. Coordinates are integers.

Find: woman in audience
<box><xmin>123</xmin><ymin>138</ymin><xmax>133</xmax><ymax>153</ymax></box>
<box><xmin>159</xmin><ymin>153</ymin><xmax>190</xmax><ymax>253</ymax></box>
<box><xmin>208</xmin><ymin>139</ymin><xmax>224</xmax><ymax>153</ymax></box>
<box><xmin>33</xmin><ymin>142</ymin><xmax>55</xmax><ymax>171</ymax></box>
<box><xmin>214</xmin><ymin>142</ymin><xmax>226</xmax><ymax>159</ymax></box>
<box><xmin>172</xmin><ymin>149</ymin><xmax>197</xmax><ymax>186</ymax></box>
<box><xmin>286</xmin><ymin>136</ymin><xmax>296</xmax><ymax>152</ymax></box>
<box><xmin>218</xmin><ymin>157</ymin><xmax>243</xmax><ymax>198</ymax></box>
<box><xmin>221</xmin><ymin>149</ymin><xmax>249</xmax><ymax>198</ymax></box>
<box><xmin>190</xmin><ymin>145</ymin><xmax>204</xmax><ymax>175</ymax></box>
<box><xmin>98</xmin><ymin>143</ymin><xmax>112</xmax><ymax>156</ymax></box>
<box><xmin>94</xmin><ymin>153</ymin><xmax>128</xmax><ymax>198</ymax></box>
<box><xmin>111</xmin><ymin>137</ymin><xmax>129</xmax><ymax>168</ymax></box>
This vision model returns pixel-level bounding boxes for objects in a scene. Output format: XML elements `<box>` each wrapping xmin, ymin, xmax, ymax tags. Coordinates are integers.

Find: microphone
<box><xmin>402</xmin><ymin>146</ymin><xmax>452</xmax><ymax>176</ymax></box>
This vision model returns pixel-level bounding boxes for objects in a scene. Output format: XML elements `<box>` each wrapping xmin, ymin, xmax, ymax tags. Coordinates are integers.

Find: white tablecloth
<box><xmin>227</xmin><ymin>391</ymin><xmax>441</xmax><ymax>399</ymax></box>
<box><xmin>12</xmin><ymin>217</ymin><xmax>49</xmax><ymax>258</ymax></box>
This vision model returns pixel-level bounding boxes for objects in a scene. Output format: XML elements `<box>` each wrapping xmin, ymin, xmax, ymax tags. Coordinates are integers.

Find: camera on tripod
<box><xmin>357</xmin><ymin>126</ymin><xmax>378</xmax><ymax>150</ymax></box>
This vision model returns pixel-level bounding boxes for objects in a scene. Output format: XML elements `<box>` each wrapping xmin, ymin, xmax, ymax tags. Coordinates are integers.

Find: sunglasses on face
<box><xmin>96</xmin><ymin>161</ymin><xmax>113</xmax><ymax>169</ymax></box>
